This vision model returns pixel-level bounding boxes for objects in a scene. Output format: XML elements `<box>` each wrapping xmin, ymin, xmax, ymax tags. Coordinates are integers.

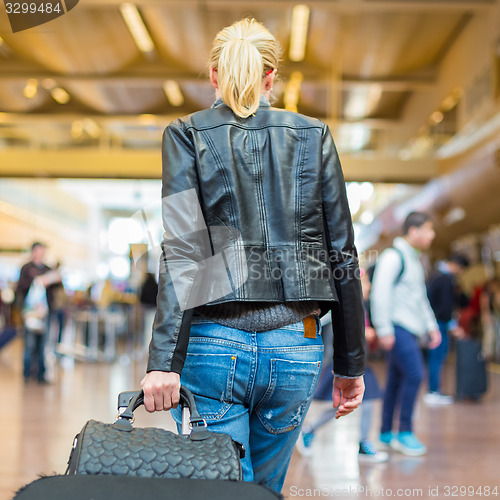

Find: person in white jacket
<box><xmin>371</xmin><ymin>212</ymin><xmax>440</xmax><ymax>456</ymax></box>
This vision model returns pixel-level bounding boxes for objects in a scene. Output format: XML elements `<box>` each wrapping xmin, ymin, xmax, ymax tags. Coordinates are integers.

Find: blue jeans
<box><xmin>23</xmin><ymin>328</ymin><xmax>47</xmax><ymax>381</ymax></box>
<box><xmin>427</xmin><ymin>320</ymin><xmax>449</xmax><ymax>393</ymax></box>
<box><xmin>381</xmin><ymin>325</ymin><xmax>424</xmax><ymax>434</ymax></box>
<box><xmin>171</xmin><ymin>318</ymin><xmax>324</xmax><ymax>493</ymax></box>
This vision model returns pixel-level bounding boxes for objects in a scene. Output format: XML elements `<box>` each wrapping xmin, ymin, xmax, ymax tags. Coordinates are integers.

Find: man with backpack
<box><xmin>370</xmin><ymin>212</ymin><xmax>441</xmax><ymax>456</ymax></box>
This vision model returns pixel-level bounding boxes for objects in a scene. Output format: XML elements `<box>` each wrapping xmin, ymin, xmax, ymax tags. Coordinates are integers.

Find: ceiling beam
<box><xmin>0</xmin><ymin>149</ymin><xmax>437</xmax><ymax>183</ymax></box>
<box><xmin>342</xmin><ymin>156</ymin><xmax>438</xmax><ymax>183</ymax></box>
<box><xmin>0</xmin><ymin>72</ymin><xmax>434</xmax><ymax>92</ymax></box>
<box><xmin>75</xmin><ymin>0</ymin><xmax>496</xmax><ymax>11</ymax></box>
<box><xmin>0</xmin><ymin>112</ymin><xmax>402</xmax><ymax>131</ymax></box>
<box><xmin>0</xmin><ymin>59</ymin><xmax>435</xmax><ymax>91</ymax></box>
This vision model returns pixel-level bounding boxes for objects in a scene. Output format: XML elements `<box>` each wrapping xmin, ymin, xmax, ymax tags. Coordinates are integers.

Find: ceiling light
<box><xmin>431</xmin><ymin>111</ymin><xmax>444</xmax><ymax>124</ymax></box>
<box><xmin>289</xmin><ymin>5</ymin><xmax>310</xmax><ymax>62</ymax></box>
<box><xmin>51</xmin><ymin>87</ymin><xmax>70</xmax><ymax>104</ymax></box>
<box><xmin>83</xmin><ymin>118</ymin><xmax>101</xmax><ymax>138</ymax></box>
<box><xmin>42</xmin><ymin>78</ymin><xmax>57</xmax><ymax>90</ymax></box>
<box><xmin>284</xmin><ymin>71</ymin><xmax>303</xmax><ymax>112</ymax></box>
<box><xmin>346</xmin><ymin>183</ymin><xmax>362</xmax><ymax>215</ymax></box>
<box><xmin>349</xmin><ymin>123</ymin><xmax>371</xmax><ymax>151</ymax></box>
<box><xmin>443</xmin><ymin>207</ymin><xmax>466</xmax><ymax>226</ymax></box>
<box><xmin>71</xmin><ymin>121</ymin><xmax>83</xmax><ymax>139</ymax></box>
<box><xmin>139</xmin><ymin>114</ymin><xmax>157</xmax><ymax>125</ymax></box>
<box><xmin>441</xmin><ymin>95</ymin><xmax>458</xmax><ymax>112</ymax></box>
<box><xmin>360</xmin><ymin>210</ymin><xmax>374</xmax><ymax>225</ymax></box>
<box><xmin>344</xmin><ymin>85</ymin><xmax>382</xmax><ymax>119</ymax></box>
<box><xmin>119</xmin><ymin>3</ymin><xmax>155</xmax><ymax>54</ymax></box>
<box><xmin>163</xmin><ymin>80</ymin><xmax>184</xmax><ymax>107</ymax></box>
<box><xmin>399</xmin><ymin>148</ymin><xmax>412</xmax><ymax>161</ymax></box>
<box><xmin>359</xmin><ymin>182</ymin><xmax>374</xmax><ymax>201</ymax></box>
<box><xmin>23</xmin><ymin>79</ymin><xmax>38</xmax><ymax>99</ymax></box>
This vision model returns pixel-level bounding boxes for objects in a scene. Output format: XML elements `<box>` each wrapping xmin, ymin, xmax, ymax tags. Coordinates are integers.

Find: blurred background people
<box><xmin>371</xmin><ymin>212</ymin><xmax>440</xmax><ymax>457</ymax></box>
<box><xmin>15</xmin><ymin>243</ymin><xmax>63</xmax><ymax>383</ymax></box>
<box><xmin>15</xmin><ymin>242</ymin><xmax>51</xmax><ymax>383</ymax></box>
<box><xmin>139</xmin><ymin>272</ymin><xmax>158</xmax><ymax>353</ymax></box>
<box><xmin>424</xmin><ymin>254</ymin><xmax>470</xmax><ymax>405</ymax></box>
<box><xmin>479</xmin><ymin>278</ymin><xmax>500</xmax><ymax>361</ymax></box>
<box><xmin>46</xmin><ymin>261</ymin><xmax>68</xmax><ymax>348</ymax></box>
<box><xmin>15</xmin><ymin>243</ymin><xmax>51</xmax><ymax>310</ymax></box>
<box><xmin>296</xmin><ymin>268</ymin><xmax>388</xmax><ymax>463</ymax></box>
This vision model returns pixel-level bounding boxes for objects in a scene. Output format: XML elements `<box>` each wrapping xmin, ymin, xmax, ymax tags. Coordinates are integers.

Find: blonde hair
<box><xmin>209</xmin><ymin>19</ymin><xmax>281</xmax><ymax>119</ymax></box>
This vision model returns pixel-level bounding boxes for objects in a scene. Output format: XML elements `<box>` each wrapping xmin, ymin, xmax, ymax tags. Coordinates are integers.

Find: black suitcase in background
<box><xmin>13</xmin><ymin>475</ymin><xmax>282</xmax><ymax>500</ymax></box>
<box><xmin>455</xmin><ymin>338</ymin><xmax>488</xmax><ymax>400</ymax></box>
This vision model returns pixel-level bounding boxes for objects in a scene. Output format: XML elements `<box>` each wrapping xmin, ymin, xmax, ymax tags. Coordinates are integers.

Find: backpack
<box><xmin>365</xmin><ymin>247</ymin><xmax>406</xmax><ymax>329</ymax></box>
<box><xmin>367</xmin><ymin>246</ymin><xmax>406</xmax><ymax>285</ymax></box>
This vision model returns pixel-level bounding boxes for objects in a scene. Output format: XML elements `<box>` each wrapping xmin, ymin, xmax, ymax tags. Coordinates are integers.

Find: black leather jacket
<box><xmin>147</xmin><ymin>96</ymin><xmax>365</xmax><ymax>378</ymax></box>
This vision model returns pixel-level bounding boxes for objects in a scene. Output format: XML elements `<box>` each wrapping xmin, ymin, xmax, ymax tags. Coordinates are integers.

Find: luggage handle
<box><xmin>116</xmin><ymin>386</ymin><xmax>206</xmax><ymax>430</ymax></box>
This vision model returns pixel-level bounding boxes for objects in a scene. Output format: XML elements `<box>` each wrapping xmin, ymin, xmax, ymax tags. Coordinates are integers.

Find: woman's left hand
<box><xmin>332</xmin><ymin>376</ymin><xmax>365</xmax><ymax>419</ymax></box>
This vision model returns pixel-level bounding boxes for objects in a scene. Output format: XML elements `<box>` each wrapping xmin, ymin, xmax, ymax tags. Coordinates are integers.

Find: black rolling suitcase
<box><xmin>13</xmin><ymin>475</ymin><xmax>282</xmax><ymax>499</ymax></box>
<box><xmin>455</xmin><ymin>338</ymin><xmax>488</xmax><ymax>400</ymax></box>
<box><xmin>14</xmin><ymin>388</ymin><xmax>282</xmax><ymax>499</ymax></box>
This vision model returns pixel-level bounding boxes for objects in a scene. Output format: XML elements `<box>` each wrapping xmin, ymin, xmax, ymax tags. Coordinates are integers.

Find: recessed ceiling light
<box><xmin>289</xmin><ymin>5</ymin><xmax>310</xmax><ymax>62</ymax></box>
<box><xmin>119</xmin><ymin>3</ymin><xmax>155</xmax><ymax>54</ymax></box>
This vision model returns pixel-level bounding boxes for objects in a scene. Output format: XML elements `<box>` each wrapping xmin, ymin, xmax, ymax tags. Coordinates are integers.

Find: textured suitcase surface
<box><xmin>66</xmin><ymin>388</ymin><xmax>243</xmax><ymax>481</ymax></box>
<box><xmin>455</xmin><ymin>339</ymin><xmax>487</xmax><ymax>399</ymax></box>
<box><xmin>13</xmin><ymin>475</ymin><xmax>283</xmax><ymax>500</ymax></box>
<box><xmin>69</xmin><ymin>419</ymin><xmax>242</xmax><ymax>479</ymax></box>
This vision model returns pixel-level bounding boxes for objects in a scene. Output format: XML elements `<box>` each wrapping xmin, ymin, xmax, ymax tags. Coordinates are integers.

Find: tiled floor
<box><xmin>1</xmin><ymin>337</ymin><xmax>499</xmax><ymax>500</ymax></box>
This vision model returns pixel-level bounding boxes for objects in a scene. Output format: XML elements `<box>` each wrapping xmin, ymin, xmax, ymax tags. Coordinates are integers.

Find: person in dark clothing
<box><xmin>140</xmin><ymin>273</ymin><xmax>159</xmax><ymax>307</ymax></box>
<box><xmin>140</xmin><ymin>273</ymin><xmax>159</xmax><ymax>354</ymax></box>
<box><xmin>424</xmin><ymin>254</ymin><xmax>469</xmax><ymax>405</ymax></box>
<box><xmin>16</xmin><ymin>243</ymin><xmax>51</xmax><ymax>308</ymax></box>
<box><xmin>46</xmin><ymin>261</ymin><xmax>66</xmax><ymax>345</ymax></box>
<box><xmin>16</xmin><ymin>242</ymin><xmax>51</xmax><ymax>383</ymax></box>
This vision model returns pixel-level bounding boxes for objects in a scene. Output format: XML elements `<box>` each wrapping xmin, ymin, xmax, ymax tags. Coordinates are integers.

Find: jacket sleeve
<box><xmin>320</xmin><ymin>124</ymin><xmax>365</xmax><ymax>378</ymax></box>
<box><xmin>16</xmin><ymin>264</ymin><xmax>32</xmax><ymax>308</ymax></box>
<box><xmin>146</xmin><ymin>120</ymin><xmax>199</xmax><ymax>374</ymax></box>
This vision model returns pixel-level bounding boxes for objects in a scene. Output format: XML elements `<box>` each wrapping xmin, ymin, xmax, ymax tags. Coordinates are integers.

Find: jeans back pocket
<box><xmin>256</xmin><ymin>358</ymin><xmax>322</xmax><ymax>434</ymax></box>
<box><xmin>180</xmin><ymin>350</ymin><xmax>237</xmax><ymax>421</ymax></box>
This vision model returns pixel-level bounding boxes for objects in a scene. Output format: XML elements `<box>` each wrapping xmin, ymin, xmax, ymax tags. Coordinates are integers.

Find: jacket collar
<box><xmin>211</xmin><ymin>95</ymin><xmax>271</xmax><ymax>109</ymax></box>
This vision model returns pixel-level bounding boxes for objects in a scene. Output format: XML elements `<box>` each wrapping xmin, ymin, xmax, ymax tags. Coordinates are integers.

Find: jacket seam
<box><xmin>250</xmin><ymin>129</ymin><xmax>276</xmax><ymax>300</ymax></box>
<box><xmin>200</xmin><ymin>129</ymin><xmax>236</xmax><ymax>226</ymax></box>
<box><xmin>295</xmin><ymin>129</ymin><xmax>308</xmax><ymax>298</ymax></box>
<box><xmin>184</xmin><ymin>123</ymin><xmax>323</xmax><ymax>133</ymax></box>
<box><xmin>200</xmin><ymin>129</ymin><xmax>243</xmax><ymax>296</ymax></box>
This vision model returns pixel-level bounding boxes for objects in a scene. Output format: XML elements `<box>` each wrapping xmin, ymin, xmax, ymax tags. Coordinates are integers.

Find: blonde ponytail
<box><xmin>209</xmin><ymin>19</ymin><xmax>281</xmax><ymax>119</ymax></box>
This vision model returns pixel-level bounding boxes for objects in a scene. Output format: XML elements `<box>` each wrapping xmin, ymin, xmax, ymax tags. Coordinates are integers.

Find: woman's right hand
<box><xmin>141</xmin><ymin>371</ymin><xmax>181</xmax><ymax>412</ymax></box>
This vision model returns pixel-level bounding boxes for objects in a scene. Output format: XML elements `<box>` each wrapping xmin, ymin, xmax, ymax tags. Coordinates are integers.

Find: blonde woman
<box><xmin>142</xmin><ymin>19</ymin><xmax>365</xmax><ymax>492</ymax></box>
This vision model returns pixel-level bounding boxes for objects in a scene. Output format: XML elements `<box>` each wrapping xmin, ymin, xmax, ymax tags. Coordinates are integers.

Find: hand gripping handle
<box><xmin>117</xmin><ymin>386</ymin><xmax>206</xmax><ymax>428</ymax></box>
